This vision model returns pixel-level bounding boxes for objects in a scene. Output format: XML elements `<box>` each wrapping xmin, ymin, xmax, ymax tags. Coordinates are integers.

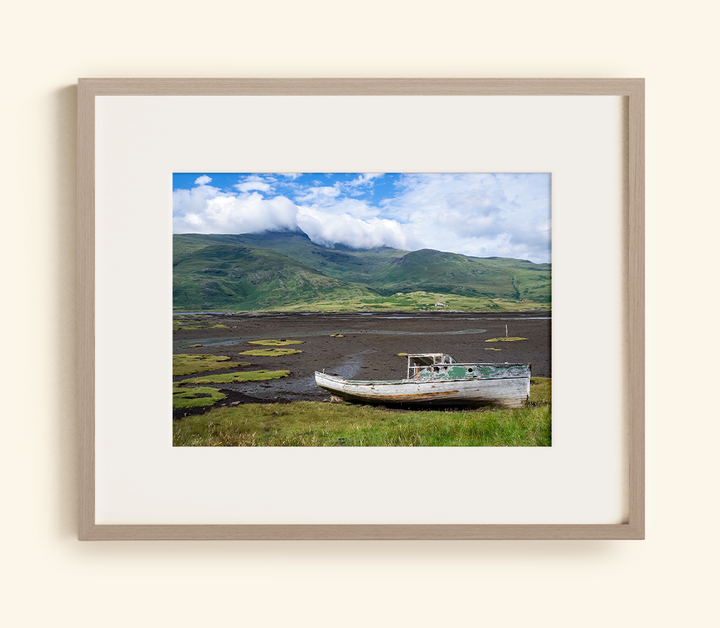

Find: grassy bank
<box><xmin>173</xmin><ymin>293</ymin><xmax>550</xmax><ymax>314</ymax></box>
<box><xmin>173</xmin><ymin>378</ymin><xmax>551</xmax><ymax>447</ymax></box>
<box><xmin>249</xmin><ymin>292</ymin><xmax>548</xmax><ymax>313</ymax></box>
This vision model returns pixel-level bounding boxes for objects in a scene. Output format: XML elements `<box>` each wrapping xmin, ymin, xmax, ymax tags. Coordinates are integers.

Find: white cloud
<box><xmin>173</xmin><ymin>182</ymin><xmax>224</xmax><ymax>218</ymax></box>
<box><xmin>294</xmin><ymin>186</ymin><xmax>341</xmax><ymax>204</ymax></box>
<box><xmin>172</xmin><ymin>178</ymin><xmax>417</xmax><ymax>250</ymax></box>
<box><xmin>346</xmin><ymin>173</ymin><xmax>384</xmax><ymax>188</ymax></box>
<box><xmin>297</xmin><ymin>208</ymin><xmax>419</xmax><ymax>251</ymax></box>
<box><xmin>173</xmin><ymin>189</ymin><xmax>298</xmax><ymax>234</ymax></box>
<box><xmin>383</xmin><ymin>174</ymin><xmax>551</xmax><ymax>262</ymax></box>
<box><xmin>233</xmin><ymin>174</ymin><xmax>274</xmax><ymax>193</ymax></box>
<box><xmin>299</xmin><ymin>195</ymin><xmax>380</xmax><ymax>220</ymax></box>
<box><xmin>235</xmin><ymin>180</ymin><xmax>272</xmax><ymax>193</ymax></box>
<box><xmin>194</xmin><ymin>175</ymin><xmax>212</xmax><ymax>185</ymax></box>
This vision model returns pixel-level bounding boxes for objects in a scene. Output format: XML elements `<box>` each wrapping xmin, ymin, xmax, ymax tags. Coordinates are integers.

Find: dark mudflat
<box><xmin>173</xmin><ymin>310</ymin><xmax>550</xmax><ymax>411</ymax></box>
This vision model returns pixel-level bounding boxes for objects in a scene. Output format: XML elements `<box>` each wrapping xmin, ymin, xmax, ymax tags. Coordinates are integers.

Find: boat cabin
<box><xmin>406</xmin><ymin>353</ymin><xmax>456</xmax><ymax>379</ymax></box>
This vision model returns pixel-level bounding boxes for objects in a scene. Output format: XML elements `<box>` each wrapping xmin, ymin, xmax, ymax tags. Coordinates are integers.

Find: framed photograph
<box><xmin>78</xmin><ymin>78</ymin><xmax>644</xmax><ymax>540</ymax></box>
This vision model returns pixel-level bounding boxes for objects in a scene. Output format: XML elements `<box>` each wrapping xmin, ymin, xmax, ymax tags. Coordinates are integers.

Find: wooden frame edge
<box><xmin>77</xmin><ymin>78</ymin><xmax>645</xmax><ymax>541</ymax></box>
<box><xmin>627</xmin><ymin>79</ymin><xmax>645</xmax><ymax>540</ymax></box>
<box><xmin>80</xmin><ymin>523</ymin><xmax>644</xmax><ymax>541</ymax></box>
<box><xmin>78</xmin><ymin>77</ymin><xmax>643</xmax><ymax>97</ymax></box>
<box><xmin>78</xmin><ymin>79</ymin><xmax>96</xmax><ymax>540</ymax></box>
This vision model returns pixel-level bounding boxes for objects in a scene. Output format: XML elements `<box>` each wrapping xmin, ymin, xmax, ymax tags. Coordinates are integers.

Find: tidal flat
<box><xmin>173</xmin><ymin>311</ymin><xmax>550</xmax><ymax>410</ymax></box>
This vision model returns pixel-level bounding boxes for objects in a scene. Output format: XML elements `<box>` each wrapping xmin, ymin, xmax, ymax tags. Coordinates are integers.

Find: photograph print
<box><xmin>172</xmin><ymin>173</ymin><xmax>551</xmax><ymax>447</ymax></box>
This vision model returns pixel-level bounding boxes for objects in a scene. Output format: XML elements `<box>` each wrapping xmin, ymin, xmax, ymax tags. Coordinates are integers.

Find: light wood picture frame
<box><xmin>78</xmin><ymin>78</ymin><xmax>644</xmax><ymax>540</ymax></box>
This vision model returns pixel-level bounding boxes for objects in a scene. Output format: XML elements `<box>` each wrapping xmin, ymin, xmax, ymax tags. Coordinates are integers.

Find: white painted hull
<box><xmin>315</xmin><ymin>371</ymin><xmax>530</xmax><ymax>408</ymax></box>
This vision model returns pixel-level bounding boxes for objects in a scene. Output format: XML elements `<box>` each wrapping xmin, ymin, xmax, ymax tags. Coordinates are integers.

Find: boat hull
<box><xmin>315</xmin><ymin>370</ymin><xmax>530</xmax><ymax>408</ymax></box>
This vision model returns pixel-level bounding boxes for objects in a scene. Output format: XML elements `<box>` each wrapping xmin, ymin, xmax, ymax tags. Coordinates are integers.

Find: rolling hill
<box><xmin>365</xmin><ymin>249</ymin><xmax>551</xmax><ymax>302</ymax></box>
<box><xmin>173</xmin><ymin>232</ymin><xmax>551</xmax><ymax>311</ymax></box>
<box><xmin>173</xmin><ymin>242</ymin><xmax>379</xmax><ymax>311</ymax></box>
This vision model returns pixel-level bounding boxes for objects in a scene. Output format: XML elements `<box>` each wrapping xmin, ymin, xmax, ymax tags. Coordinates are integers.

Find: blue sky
<box><xmin>173</xmin><ymin>173</ymin><xmax>551</xmax><ymax>263</ymax></box>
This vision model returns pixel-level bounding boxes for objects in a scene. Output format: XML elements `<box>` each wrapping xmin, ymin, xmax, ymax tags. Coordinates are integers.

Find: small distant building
<box><xmin>435</xmin><ymin>301</ymin><xmax>447</xmax><ymax>307</ymax></box>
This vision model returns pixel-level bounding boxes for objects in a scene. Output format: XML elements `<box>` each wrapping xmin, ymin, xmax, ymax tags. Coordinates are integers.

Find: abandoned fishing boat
<box><xmin>315</xmin><ymin>353</ymin><xmax>531</xmax><ymax>408</ymax></box>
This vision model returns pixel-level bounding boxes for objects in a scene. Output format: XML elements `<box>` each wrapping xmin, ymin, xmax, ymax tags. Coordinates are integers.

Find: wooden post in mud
<box><xmin>505</xmin><ymin>324</ymin><xmax>508</xmax><ymax>338</ymax></box>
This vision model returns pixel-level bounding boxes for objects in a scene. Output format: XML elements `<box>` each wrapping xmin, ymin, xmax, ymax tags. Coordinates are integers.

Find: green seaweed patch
<box><xmin>179</xmin><ymin>370</ymin><xmax>290</xmax><ymax>385</ymax></box>
<box><xmin>173</xmin><ymin>384</ymin><xmax>226</xmax><ymax>409</ymax></box>
<box><xmin>397</xmin><ymin>353</ymin><xmax>407</xmax><ymax>357</ymax></box>
<box><xmin>173</xmin><ymin>320</ymin><xmax>228</xmax><ymax>331</ymax></box>
<box><xmin>484</xmin><ymin>347</ymin><xmax>502</xmax><ymax>351</ymax></box>
<box><xmin>173</xmin><ymin>354</ymin><xmax>250</xmax><ymax>376</ymax></box>
<box><xmin>247</xmin><ymin>339</ymin><xmax>304</xmax><ymax>346</ymax></box>
<box><xmin>189</xmin><ymin>344</ymin><xmax>203</xmax><ymax>348</ymax></box>
<box><xmin>239</xmin><ymin>348</ymin><xmax>303</xmax><ymax>357</ymax></box>
<box><xmin>485</xmin><ymin>337</ymin><xmax>527</xmax><ymax>343</ymax></box>
<box><xmin>330</xmin><ymin>334</ymin><xmax>345</xmax><ymax>338</ymax></box>
<box><xmin>173</xmin><ymin>322</ymin><xmax>203</xmax><ymax>331</ymax></box>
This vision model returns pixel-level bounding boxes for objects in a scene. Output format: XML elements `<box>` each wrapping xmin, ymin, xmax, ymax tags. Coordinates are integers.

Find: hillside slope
<box><xmin>174</xmin><ymin>232</ymin><xmax>405</xmax><ymax>284</ymax></box>
<box><xmin>173</xmin><ymin>232</ymin><xmax>551</xmax><ymax>310</ymax></box>
<box><xmin>173</xmin><ymin>242</ymin><xmax>379</xmax><ymax>311</ymax></box>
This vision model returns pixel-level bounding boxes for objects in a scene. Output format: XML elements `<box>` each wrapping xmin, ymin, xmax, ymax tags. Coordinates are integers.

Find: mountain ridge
<box><xmin>173</xmin><ymin>232</ymin><xmax>551</xmax><ymax>311</ymax></box>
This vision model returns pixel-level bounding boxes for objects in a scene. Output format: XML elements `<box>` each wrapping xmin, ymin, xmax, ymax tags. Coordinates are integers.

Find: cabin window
<box><xmin>467</xmin><ymin>368</ymin><xmax>474</xmax><ymax>373</ymax></box>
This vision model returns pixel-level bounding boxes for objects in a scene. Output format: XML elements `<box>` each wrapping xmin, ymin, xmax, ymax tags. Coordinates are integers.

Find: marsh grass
<box><xmin>261</xmin><ymin>292</ymin><xmax>549</xmax><ymax>313</ymax></box>
<box><xmin>485</xmin><ymin>337</ymin><xmax>527</xmax><ymax>343</ymax></box>
<box><xmin>173</xmin><ymin>384</ymin><xmax>227</xmax><ymax>408</ymax></box>
<box><xmin>248</xmin><ymin>339</ymin><xmax>304</xmax><ymax>346</ymax></box>
<box><xmin>239</xmin><ymin>348</ymin><xmax>303</xmax><ymax>357</ymax></box>
<box><xmin>173</xmin><ymin>354</ymin><xmax>250</xmax><ymax>376</ymax></box>
<box><xmin>173</xmin><ymin>320</ymin><xmax>228</xmax><ymax>331</ymax></box>
<box><xmin>174</xmin><ymin>378</ymin><xmax>551</xmax><ymax>447</ymax></box>
<box><xmin>178</xmin><ymin>370</ymin><xmax>289</xmax><ymax>385</ymax></box>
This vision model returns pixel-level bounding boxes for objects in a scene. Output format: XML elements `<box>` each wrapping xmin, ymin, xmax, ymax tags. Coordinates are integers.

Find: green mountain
<box><xmin>175</xmin><ymin>232</ymin><xmax>404</xmax><ymax>284</ymax></box>
<box><xmin>365</xmin><ymin>249</ymin><xmax>551</xmax><ymax>301</ymax></box>
<box><xmin>173</xmin><ymin>241</ymin><xmax>378</xmax><ymax>311</ymax></box>
<box><xmin>173</xmin><ymin>232</ymin><xmax>551</xmax><ymax>311</ymax></box>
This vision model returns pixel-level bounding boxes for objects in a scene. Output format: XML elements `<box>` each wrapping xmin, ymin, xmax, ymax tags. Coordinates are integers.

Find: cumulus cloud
<box><xmin>235</xmin><ymin>180</ymin><xmax>272</xmax><ymax>193</ymax></box>
<box><xmin>234</xmin><ymin>174</ymin><xmax>273</xmax><ymax>193</ymax></box>
<box><xmin>173</xmin><ymin>181</ymin><xmax>224</xmax><ymax>219</ymax></box>
<box><xmin>194</xmin><ymin>175</ymin><xmax>212</xmax><ymax>185</ymax></box>
<box><xmin>294</xmin><ymin>186</ymin><xmax>341</xmax><ymax>204</ymax></box>
<box><xmin>297</xmin><ymin>208</ymin><xmax>420</xmax><ymax>250</ymax></box>
<box><xmin>383</xmin><ymin>174</ymin><xmax>551</xmax><ymax>262</ymax></box>
<box><xmin>347</xmin><ymin>173</ymin><xmax>384</xmax><ymax>188</ymax></box>
<box><xmin>173</xmin><ymin>177</ymin><xmax>417</xmax><ymax>250</ymax></box>
<box><xmin>173</xmin><ymin>189</ymin><xmax>299</xmax><ymax>234</ymax></box>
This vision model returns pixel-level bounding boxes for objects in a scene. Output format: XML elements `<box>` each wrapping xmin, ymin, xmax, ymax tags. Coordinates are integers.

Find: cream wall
<box><xmin>2</xmin><ymin>1</ymin><xmax>718</xmax><ymax>626</ymax></box>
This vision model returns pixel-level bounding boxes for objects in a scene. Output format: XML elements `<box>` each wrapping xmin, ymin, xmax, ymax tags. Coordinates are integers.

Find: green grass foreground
<box><xmin>174</xmin><ymin>378</ymin><xmax>551</xmax><ymax>447</ymax></box>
